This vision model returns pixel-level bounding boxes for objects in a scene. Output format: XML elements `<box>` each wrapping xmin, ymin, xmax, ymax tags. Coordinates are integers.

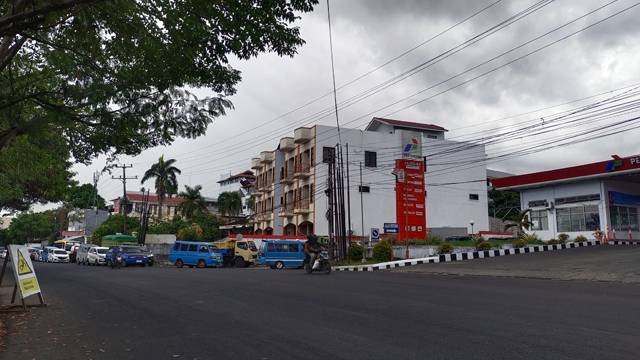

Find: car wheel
<box><xmin>197</xmin><ymin>260</ymin><xmax>206</xmax><ymax>268</ymax></box>
<box><xmin>175</xmin><ymin>259</ymin><xmax>184</xmax><ymax>268</ymax></box>
<box><xmin>275</xmin><ymin>261</ymin><xmax>285</xmax><ymax>270</ymax></box>
<box><xmin>234</xmin><ymin>257</ymin><xmax>246</xmax><ymax>268</ymax></box>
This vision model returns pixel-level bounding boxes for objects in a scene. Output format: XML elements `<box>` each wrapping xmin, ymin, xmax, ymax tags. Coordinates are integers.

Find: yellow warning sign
<box><xmin>17</xmin><ymin>251</ymin><xmax>33</xmax><ymax>275</ymax></box>
<box><xmin>19</xmin><ymin>277</ymin><xmax>40</xmax><ymax>294</ymax></box>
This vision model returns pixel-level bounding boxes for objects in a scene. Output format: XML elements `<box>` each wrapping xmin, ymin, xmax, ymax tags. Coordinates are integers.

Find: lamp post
<box><xmin>470</xmin><ymin>220</ymin><xmax>475</xmax><ymax>236</ymax></box>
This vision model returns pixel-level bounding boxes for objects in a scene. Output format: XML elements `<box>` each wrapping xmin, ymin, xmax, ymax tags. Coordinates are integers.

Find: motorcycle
<box><xmin>110</xmin><ymin>255</ymin><xmax>124</xmax><ymax>269</ymax></box>
<box><xmin>304</xmin><ymin>250</ymin><xmax>332</xmax><ymax>274</ymax></box>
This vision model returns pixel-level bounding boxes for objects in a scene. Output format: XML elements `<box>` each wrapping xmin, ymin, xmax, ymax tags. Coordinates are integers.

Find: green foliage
<box><xmin>147</xmin><ymin>212</ymin><xmax>221</xmax><ymax>241</ymax></box>
<box><xmin>488</xmin><ymin>188</ymin><xmax>521</xmax><ymax>221</ymax></box>
<box><xmin>147</xmin><ymin>217</ymin><xmax>187</xmax><ymax>235</ymax></box>
<box><xmin>177</xmin><ymin>224</ymin><xmax>204</xmax><ymax>241</ymax></box>
<box><xmin>504</xmin><ymin>209</ymin><xmax>533</xmax><ymax>236</ymax></box>
<box><xmin>438</xmin><ymin>242</ymin><xmax>454</xmax><ymax>254</ymax></box>
<box><xmin>574</xmin><ymin>235</ymin><xmax>588</xmax><ymax>242</ymax></box>
<box><xmin>472</xmin><ymin>234</ymin><xmax>486</xmax><ymax>244</ymax></box>
<box><xmin>5</xmin><ymin>211</ymin><xmax>57</xmax><ymax>244</ymax></box>
<box><xmin>476</xmin><ymin>241</ymin><xmax>492</xmax><ymax>251</ymax></box>
<box><xmin>348</xmin><ymin>243</ymin><xmax>364</xmax><ymax>262</ymax></box>
<box><xmin>91</xmin><ymin>215</ymin><xmax>140</xmax><ymax>243</ymax></box>
<box><xmin>512</xmin><ymin>239</ymin><xmax>526</xmax><ymax>248</ymax></box>
<box><xmin>0</xmin><ymin>1</ymin><xmax>318</xmax><ymax>162</ymax></box>
<box><xmin>218</xmin><ymin>191</ymin><xmax>243</xmax><ymax>217</ymax></box>
<box><xmin>372</xmin><ymin>240</ymin><xmax>393</xmax><ymax>263</ymax></box>
<box><xmin>384</xmin><ymin>235</ymin><xmax>397</xmax><ymax>245</ymax></box>
<box><xmin>177</xmin><ymin>185</ymin><xmax>207</xmax><ymax>220</ymax></box>
<box><xmin>547</xmin><ymin>239</ymin><xmax>560</xmax><ymax>245</ymax></box>
<box><xmin>425</xmin><ymin>235</ymin><xmax>443</xmax><ymax>245</ymax></box>
<box><xmin>519</xmin><ymin>233</ymin><xmax>541</xmax><ymax>244</ymax></box>
<box><xmin>65</xmin><ymin>183</ymin><xmax>105</xmax><ymax>210</ymax></box>
<box><xmin>0</xmin><ymin>133</ymin><xmax>72</xmax><ymax>211</ymax></box>
<box><xmin>557</xmin><ymin>233</ymin><xmax>570</xmax><ymax>242</ymax></box>
<box><xmin>142</xmin><ymin>155</ymin><xmax>181</xmax><ymax>219</ymax></box>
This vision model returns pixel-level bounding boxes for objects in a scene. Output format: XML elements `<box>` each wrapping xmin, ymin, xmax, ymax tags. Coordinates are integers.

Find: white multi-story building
<box><xmin>217</xmin><ymin>170</ymin><xmax>255</xmax><ymax>217</ymax></box>
<box><xmin>249</xmin><ymin>117</ymin><xmax>489</xmax><ymax>237</ymax></box>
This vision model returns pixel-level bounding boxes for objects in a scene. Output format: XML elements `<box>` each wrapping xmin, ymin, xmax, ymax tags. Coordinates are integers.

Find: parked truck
<box><xmin>212</xmin><ymin>237</ymin><xmax>258</xmax><ymax>267</ymax></box>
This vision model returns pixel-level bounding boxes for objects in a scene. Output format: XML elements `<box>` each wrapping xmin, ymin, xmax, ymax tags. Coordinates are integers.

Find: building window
<box><xmin>469</xmin><ymin>194</ymin><xmax>479</xmax><ymax>200</ymax></box>
<box><xmin>310</xmin><ymin>184</ymin><xmax>314</xmax><ymax>204</ymax></box>
<box><xmin>364</xmin><ymin>151</ymin><xmax>377</xmax><ymax>167</ymax></box>
<box><xmin>322</xmin><ymin>147</ymin><xmax>335</xmax><ymax>163</ymax></box>
<box><xmin>556</xmin><ymin>205</ymin><xmax>599</xmax><ymax>232</ymax></box>
<box><xmin>610</xmin><ymin>205</ymin><xmax>639</xmax><ymax>231</ymax></box>
<box><xmin>426</xmin><ymin>134</ymin><xmax>438</xmax><ymax>139</ymax></box>
<box><xmin>529</xmin><ymin>209</ymin><xmax>548</xmax><ymax>230</ymax></box>
<box><xmin>358</xmin><ymin>185</ymin><xmax>370</xmax><ymax>193</ymax></box>
<box><xmin>311</xmin><ymin>146</ymin><xmax>315</xmax><ymax>167</ymax></box>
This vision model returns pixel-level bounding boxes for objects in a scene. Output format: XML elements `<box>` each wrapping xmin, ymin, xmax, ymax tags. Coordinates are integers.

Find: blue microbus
<box><xmin>169</xmin><ymin>240</ymin><xmax>223</xmax><ymax>268</ymax></box>
<box><xmin>257</xmin><ymin>240</ymin><xmax>306</xmax><ymax>269</ymax></box>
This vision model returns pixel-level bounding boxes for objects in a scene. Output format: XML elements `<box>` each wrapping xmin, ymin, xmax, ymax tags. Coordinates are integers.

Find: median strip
<box><xmin>334</xmin><ymin>240</ymin><xmax>601</xmax><ymax>272</ymax></box>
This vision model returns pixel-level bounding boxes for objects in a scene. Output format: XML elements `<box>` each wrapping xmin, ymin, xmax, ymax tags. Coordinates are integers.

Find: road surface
<box><xmin>2</xmin><ymin>261</ymin><xmax>639</xmax><ymax>360</ymax></box>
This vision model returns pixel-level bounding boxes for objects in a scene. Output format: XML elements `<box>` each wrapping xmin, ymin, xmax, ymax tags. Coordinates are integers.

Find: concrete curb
<box><xmin>334</xmin><ymin>240</ymin><xmax>600</xmax><ymax>272</ymax></box>
<box><xmin>607</xmin><ymin>240</ymin><xmax>640</xmax><ymax>245</ymax></box>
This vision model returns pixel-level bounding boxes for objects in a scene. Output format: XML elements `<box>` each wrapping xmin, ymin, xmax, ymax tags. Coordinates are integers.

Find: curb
<box><xmin>335</xmin><ymin>240</ymin><xmax>600</xmax><ymax>272</ymax></box>
<box><xmin>607</xmin><ymin>240</ymin><xmax>640</xmax><ymax>245</ymax></box>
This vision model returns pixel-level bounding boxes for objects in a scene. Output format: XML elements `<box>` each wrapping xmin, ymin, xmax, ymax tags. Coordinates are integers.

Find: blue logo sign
<box><xmin>370</xmin><ymin>228</ymin><xmax>380</xmax><ymax>241</ymax></box>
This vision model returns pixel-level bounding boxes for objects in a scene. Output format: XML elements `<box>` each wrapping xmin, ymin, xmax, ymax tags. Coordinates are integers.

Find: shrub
<box><xmin>476</xmin><ymin>241</ymin><xmax>492</xmax><ymax>251</ymax></box>
<box><xmin>512</xmin><ymin>239</ymin><xmax>526</xmax><ymax>248</ymax></box>
<box><xmin>557</xmin><ymin>233</ymin><xmax>570</xmax><ymax>243</ymax></box>
<box><xmin>408</xmin><ymin>238</ymin><xmax>426</xmax><ymax>245</ymax></box>
<box><xmin>425</xmin><ymin>235</ymin><xmax>443</xmax><ymax>245</ymax></box>
<box><xmin>519</xmin><ymin>233</ymin><xmax>541</xmax><ymax>244</ymax></box>
<box><xmin>384</xmin><ymin>235</ymin><xmax>397</xmax><ymax>245</ymax></box>
<box><xmin>348</xmin><ymin>243</ymin><xmax>364</xmax><ymax>262</ymax></box>
<box><xmin>372</xmin><ymin>240</ymin><xmax>393</xmax><ymax>263</ymax></box>
<box><xmin>574</xmin><ymin>235</ymin><xmax>588</xmax><ymax>242</ymax></box>
<box><xmin>471</xmin><ymin>234</ymin><xmax>485</xmax><ymax>245</ymax></box>
<box><xmin>177</xmin><ymin>224</ymin><xmax>203</xmax><ymax>241</ymax></box>
<box><xmin>547</xmin><ymin>239</ymin><xmax>559</xmax><ymax>245</ymax></box>
<box><xmin>438</xmin><ymin>242</ymin><xmax>454</xmax><ymax>254</ymax></box>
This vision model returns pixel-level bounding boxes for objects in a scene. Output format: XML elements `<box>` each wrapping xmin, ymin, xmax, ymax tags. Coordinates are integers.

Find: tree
<box><xmin>142</xmin><ymin>155</ymin><xmax>181</xmax><ymax>220</ymax></box>
<box><xmin>91</xmin><ymin>214</ymin><xmax>140</xmax><ymax>243</ymax></box>
<box><xmin>488</xmin><ymin>187</ymin><xmax>521</xmax><ymax>221</ymax></box>
<box><xmin>0</xmin><ymin>132</ymin><xmax>72</xmax><ymax>212</ymax></box>
<box><xmin>65</xmin><ymin>182</ymin><xmax>105</xmax><ymax>210</ymax></box>
<box><xmin>217</xmin><ymin>191</ymin><xmax>242</xmax><ymax>217</ymax></box>
<box><xmin>6</xmin><ymin>211</ymin><xmax>57</xmax><ymax>244</ymax></box>
<box><xmin>177</xmin><ymin>185</ymin><xmax>207</xmax><ymax>220</ymax></box>
<box><xmin>504</xmin><ymin>209</ymin><xmax>532</xmax><ymax>237</ymax></box>
<box><xmin>0</xmin><ymin>1</ymin><xmax>318</xmax><ymax>162</ymax></box>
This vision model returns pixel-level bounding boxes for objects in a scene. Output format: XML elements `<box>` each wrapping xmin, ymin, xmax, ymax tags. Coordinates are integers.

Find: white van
<box><xmin>76</xmin><ymin>244</ymin><xmax>93</xmax><ymax>265</ymax></box>
<box><xmin>87</xmin><ymin>247</ymin><xmax>108</xmax><ymax>266</ymax></box>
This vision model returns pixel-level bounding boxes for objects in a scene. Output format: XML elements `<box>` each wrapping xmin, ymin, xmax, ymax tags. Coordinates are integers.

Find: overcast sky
<box><xmin>73</xmin><ymin>0</ymin><xmax>640</xmax><ymax>203</ymax></box>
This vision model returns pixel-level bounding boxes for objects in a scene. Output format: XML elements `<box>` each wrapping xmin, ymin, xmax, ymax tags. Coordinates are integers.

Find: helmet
<box><xmin>307</xmin><ymin>234</ymin><xmax>318</xmax><ymax>243</ymax></box>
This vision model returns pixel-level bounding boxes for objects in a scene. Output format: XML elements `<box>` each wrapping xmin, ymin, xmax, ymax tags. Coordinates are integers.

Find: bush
<box><xmin>372</xmin><ymin>240</ymin><xmax>393</xmax><ymax>262</ymax></box>
<box><xmin>471</xmin><ymin>234</ymin><xmax>485</xmax><ymax>244</ymax></box>
<box><xmin>425</xmin><ymin>235</ymin><xmax>443</xmax><ymax>245</ymax></box>
<box><xmin>512</xmin><ymin>239</ymin><xmax>526</xmax><ymax>248</ymax></box>
<box><xmin>177</xmin><ymin>224</ymin><xmax>204</xmax><ymax>241</ymax></box>
<box><xmin>547</xmin><ymin>239</ymin><xmax>559</xmax><ymax>245</ymax></box>
<box><xmin>519</xmin><ymin>233</ymin><xmax>541</xmax><ymax>244</ymax></box>
<box><xmin>384</xmin><ymin>235</ymin><xmax>397</xmax><ymax>245</ymax></box>
<box><xmin>557</xmin><ymin>233</ymin><xmax>570</xmax><ymax>243</ymax></box>
<box><xmin>476</xmin><ymin>241</ymin><xmax>492</xmax><ymax>251</ymax></box>
<box><xmin>348</xmin><ymin>243</ymin><xmax>363</xmax><ymax>262</ymax></box>
<box><xmin>438</xmin><ymin>242</ymin><xmax>454</xmax><ymax>254</ymax></box>
<box><xmin>574</xmin><ymin>235</ymin><xmax>588</xmax><ymax>242</ymax></box>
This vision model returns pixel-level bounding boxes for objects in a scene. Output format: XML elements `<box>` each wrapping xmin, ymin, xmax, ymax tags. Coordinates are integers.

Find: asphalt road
<box><xmin>2</xmin><ymin>261</ymin><xmax>640</xmax><ymax>360</ymax></box>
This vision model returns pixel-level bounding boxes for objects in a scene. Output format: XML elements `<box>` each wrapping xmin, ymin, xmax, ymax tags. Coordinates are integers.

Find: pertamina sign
<box><xmin>8</xmin><ymin>245</ymin><xmax>42</xmax><ymax>299</ymax></box>
<box><xmin>395</xmin><ymin>159</ymin><xmax>427</xmax><ymax>242</ymax></box>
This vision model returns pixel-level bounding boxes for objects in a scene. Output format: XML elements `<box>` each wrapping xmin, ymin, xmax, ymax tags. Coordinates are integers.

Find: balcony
<box><xmin>278</xmin><ymin>204</ymin><xmax>294</xmax><ymax>217</ymax></box>
<box><xmin>279</xmin><ymin>137</ymin><xmax>295</xmax><ymax>151</ymax></box>
<box><xmin>259</xmin><ymin>182</ymin><xmax>273</xmax><ymax>193</ymax></box>
<box><xmin>251</xmin><ymin>157</ymin><xmax>262</xmax><ymax>170</ymax></box>
<box><xmin>294</xmin><ymin>199</ymin><xmax>312</xmax><ymax>214</ymax></box>
<box><xmin>293</xmin><ymin>163</ymin><xmax>311</xmax><ymax>179</ymax></box>
<box><xmin>260</xmin><ymin>151</ymin><xmax>274</xmax><ymax>164</ymax></box>
<box><xmin>280</xmin><ymin>172</ymin><xmax>294</xmax><ymax>185</ymax></box>
<box><xmin>294</xmin><ymin>127</ymin><xmax>313</xmax><ymax>143</ymax></box>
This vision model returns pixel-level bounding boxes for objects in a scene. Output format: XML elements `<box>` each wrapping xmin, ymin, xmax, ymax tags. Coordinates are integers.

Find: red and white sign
<box><xmin>395</xmin><ymin>159</ymin><xmax>426</xmax><ymax>242</ymax></box>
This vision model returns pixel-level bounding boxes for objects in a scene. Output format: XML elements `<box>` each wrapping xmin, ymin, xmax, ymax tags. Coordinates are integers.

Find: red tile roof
<box><xmin>113</xmin><ymin>192</ymin><xmax>185</xmax><ymax>206</ymax></box>
<box><xmin>370</xmin><ymin>117</ymin><xmax>447</xmax><ymax>132</ymax></box>
<box><xmin>217</xmin><ymin>170</ymin><xmax>256</xmax><ymax>184</ymax></box>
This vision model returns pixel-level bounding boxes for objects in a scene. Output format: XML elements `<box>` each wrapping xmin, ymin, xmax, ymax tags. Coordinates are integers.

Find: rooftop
<box><xmin>365</xmin><ymin>117</ymin><xmax>448</xmax><ymax>133</ymax></box>
<box><xmin>218</xmin><ymin>170</ymin><xmax>255</xmax><ymax>184</ymax></box>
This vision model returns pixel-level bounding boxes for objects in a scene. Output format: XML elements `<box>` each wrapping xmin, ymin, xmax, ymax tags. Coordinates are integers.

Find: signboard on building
<box><xmin>384</xmin><ymin>223</ymin><xmax>399</xmax><ymax>233</ymax></box>
<box><xmin>401</xmin><ymin>131</ymin><xmax>422</xmax><ymax>159</ymax></box>
<box><xmin>8</xmin><ymin>245</ymin><xmax>42</xmax><ymax>299</ymax></box>
<box><xmin>395</xmin><ymin>159</ymin><xmax>427</xmax><ymax>242</ymax></box>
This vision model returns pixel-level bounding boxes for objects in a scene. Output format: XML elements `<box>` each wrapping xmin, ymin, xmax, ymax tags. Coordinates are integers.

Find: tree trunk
<box><xmin>158</xmin><ymin>196</ymin><xmax>163</xmax><ymax>221</ymax></box>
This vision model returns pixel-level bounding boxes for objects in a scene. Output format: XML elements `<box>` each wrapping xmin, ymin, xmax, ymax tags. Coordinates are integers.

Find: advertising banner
<box><xmin>395</xmin><ymin>159</ymin><xmax>426</xmax><ymax>242</ymax></box>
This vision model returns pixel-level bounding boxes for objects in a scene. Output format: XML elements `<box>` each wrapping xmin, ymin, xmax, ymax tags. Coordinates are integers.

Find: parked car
<box><xmin>36</xmin><ymin>249</ymin><xmax>44</xmax><ymax>262</ymax></box>
<box><xmin>41</xmin><ymin>246</ymin><xmax>58</xmax><ymax>262</ymax></box>
<box><xmin>0</xmin><ymin>246</ymin><xmax>6</xmax><ymax>259</ymax></box>
<box><xmin>87</xmin><ymin>246</ymin><xmax>108</xmax><ymax>266</ymax></box>
<box><xmin>105</xmin><ymin>246</ymin><xmax>152</xmax><ymax>267</ymax></box>
<box><xmin>257</xmin><ymin>240</ymin><xmax>306</xmax><ymax>269</ymax></box>
<box><xmin>48</xmin><ymin>248</ymin><xmax>70</xmax><ymax>263</ymax></box>
<box><xmin>169</xmin><ymin>240</ymin><xmax>223</xmax><ymax>268</ymax></box>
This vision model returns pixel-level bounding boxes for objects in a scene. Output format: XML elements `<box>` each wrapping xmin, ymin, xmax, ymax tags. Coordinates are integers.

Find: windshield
<box><xmin>54</xmin><ymin>250</ymin><xmax>67</xmax><ymax>255</ymax></box>
<box><xmin>122</xmin><ymin>248</ymin><xmax>143</xmax><ymax>254</ymax></box>
<box><xmin>96</xmin><ymin>248</ymin><xmax>107</xmax><ymax>254</ymax></box>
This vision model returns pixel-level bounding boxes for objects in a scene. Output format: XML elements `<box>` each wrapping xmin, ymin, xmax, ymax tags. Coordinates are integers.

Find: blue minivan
<box><xmin>169</xmin><ymin>240</ymin><xmax>223</xmax><ymax>268</ymax></box>
<box><xmin>257</xmin><ymin>240</ymin><xmax>306</xmax><ymax>269</ymax></box>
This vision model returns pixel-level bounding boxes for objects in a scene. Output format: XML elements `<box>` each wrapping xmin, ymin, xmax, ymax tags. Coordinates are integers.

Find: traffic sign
<box><xmin>8</xmin><ymin>245</ymin><xmax>43</xmax><ymax>300</ymax></box>
<box><xmin>384</xmin><ymin>223</ymin><xmax>399</xmax><ymax>234</ymax></box>
<box><xmin>370</xmin><ymin>228</ymin><xmax>380</xmax><ymax>241</ymax></box>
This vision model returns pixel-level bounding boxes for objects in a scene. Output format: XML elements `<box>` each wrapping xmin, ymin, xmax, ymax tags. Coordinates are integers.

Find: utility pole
<box><xmin>345</xmin><ymin>143</ymin><xmax>352</xmax><ymax>263</ymax></box>
<box><xmin>359</xmin><ymin>162</ymin><xmax>365</xmax><ymax>264</ymax></box>
<box><xmin>112</xmin><ymin>164</ymin><xmax>137</xmax><ymax>234</ymax></box>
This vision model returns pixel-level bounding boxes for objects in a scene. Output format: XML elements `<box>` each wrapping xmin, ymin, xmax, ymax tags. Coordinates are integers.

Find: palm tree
<box><xmin>177</xmin><ymin>185</ymin><xmax>207</xmax><ymax>220</ymax></box>
<box><xmin>141</xmin><ymin>155</ymin><xmax>181</xmax><ymax>220</ymax></box>
<box><xmin>504</xmin><ymin>209</ymin><xmax>532</xmax><ymax>237</ymax></box>
<box><xmin>218</xmin><ymin>191</ymin><xmax>242</xmax><ymax>217</ymax></box>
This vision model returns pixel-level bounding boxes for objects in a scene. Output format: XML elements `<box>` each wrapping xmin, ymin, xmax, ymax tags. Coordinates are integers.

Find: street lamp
<box><xmin>470</xmin><ymin>220</ymin><xmax>475</xmax><ymax>236</ymax></box>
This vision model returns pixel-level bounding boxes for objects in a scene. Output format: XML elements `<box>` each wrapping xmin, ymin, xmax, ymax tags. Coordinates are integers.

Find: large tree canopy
<box><xmin>65</xmin><ymin>182</ymin><xmax>106</xmax><ymax>210</ymax></box>
<box><xmin>0</xmin><ymin>0</ymin><xmax>317</xmax><ymax>162</ymax></box>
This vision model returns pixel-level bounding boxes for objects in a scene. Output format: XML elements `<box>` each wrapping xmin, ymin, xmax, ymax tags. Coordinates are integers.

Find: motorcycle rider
<box><xmin>304</xmin><ymin>234</ymin><xmax>322</xmax><ymax>270</ymax></box>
